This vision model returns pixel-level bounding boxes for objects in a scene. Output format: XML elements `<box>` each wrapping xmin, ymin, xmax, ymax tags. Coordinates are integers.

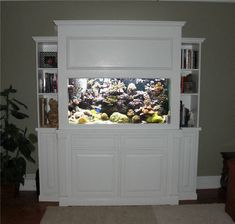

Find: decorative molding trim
<box><xmin>21</xmin><ymin>174</ymin><xmax>221</xmax><ymax>192</ymax></box>
<box><xmin>20</xmin><ymin>174</ymin><xmax>36</xmax><ymax>191</ymax></box>
<box><xmin>197</xmin><ymin>176</ymin><xmax>221</xmax><ymax>189</ymax></box>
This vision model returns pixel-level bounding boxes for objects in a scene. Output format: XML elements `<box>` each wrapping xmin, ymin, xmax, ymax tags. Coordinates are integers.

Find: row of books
<box><xmin>181</xmin><ymin>74</ymin><xmax>195</xmax><ymax>93</ymax></box>
<box><xmin>39</xmin><ymin>96</ymin><xmax>49</xmax><ymax>127</ymax></box>
<box><xmin>180</xmin><ymin>101</ymin><xmax>190</xmax><ymax>127</ymax></box>
<box><xmin>39</xmin><ymin>73</ymin><xmax>58</xmax><ymax>93</ymax></box>
<box><xmin>181</xmin><ymin>46</ymin><xmax>198</xmax><ymax>70</ymax></box>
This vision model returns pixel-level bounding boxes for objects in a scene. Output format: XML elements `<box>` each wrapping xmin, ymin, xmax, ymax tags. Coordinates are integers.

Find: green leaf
<box><xmin>28</xmin><ymin>133</ymin><xmax>37</xmax><ymax>144</ymax></box>
<box><xmin>2</xmin><ymin>137</ymin><xmax>18</xmax><ymax>152</ymax></box>
<box><xmin>9</xmin><ymin>101</ymin><xmax>20</xmax><ymax>111</ymax></box>
<box><xmin>9</xmin><ymin>86</ymin><xmax>17</xmax><ymax>93</ymax></box>
<box><xmin>11</xmin><ymin>110</ymin><xmax>29</xmax><ymax>119</ymax></box>
<box><xmin>0</xmin><ymin>86</ymin><xmax>16</xmax><ymax>96</ymax></box>
<box><xmin>0</xmin><ymin>105</ymin><xmax>7</xmax><ymax>111</ymax></box>
<box><xmin>5</xmin><ymin>124</ymin><xmax>20</xmax><ymax>137</ymax></box>
<box><xmin>18</xmin><ymin>136</ymin><xmax>36</xmax><ymax>163</ymax></box>
<box><xmin>0</xmin><ymin>89</ymin><xmax>9</xmax><ymax>96</ymax></box>
<box><xmin>12</xmin><ymin>98</ymin><xmax>28</xmax><ymax>109</ymax></box>
<box><xmin>0</xmin><ymin>132</ymin><xmax>7</xmax><ymax>146</ymax></box>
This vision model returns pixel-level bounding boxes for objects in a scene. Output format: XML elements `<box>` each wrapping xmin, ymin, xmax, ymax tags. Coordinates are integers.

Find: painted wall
<box><xmin>1</xmin><ymin>1</ymin><xmax>235</xmax><ymax>175</ymax></box>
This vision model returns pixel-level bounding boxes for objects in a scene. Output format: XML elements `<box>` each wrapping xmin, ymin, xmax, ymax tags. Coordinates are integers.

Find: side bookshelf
<box><xmin>180</xmin><ymin>38</ymin><xmax>205</xmax><ymax>128</ymax></box>
<box><xmin>33</xmin><ymin>36</ymin><xmax>59</xmax><ymax>201</ymax></box>
<box><xmin>33</xmin><ymin>37</ymin><xmax>58</xmax><ymax>128</ymax></box>
<box><xmin>178</xmin><ymin>37</ymin><xmax>205</xmax><ymax>200</ymax></box>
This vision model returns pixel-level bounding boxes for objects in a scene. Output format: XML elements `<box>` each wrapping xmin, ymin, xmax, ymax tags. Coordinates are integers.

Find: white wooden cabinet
<box><xmin>178</xmin><ymin>38</ymin><xmax>204</xmax><ymax>200</ymax></box>
<box><xmin>33</xmin><ymin>37</ymin><xmax>59</xmax><ymax>201</ymax></box>
<box><xmin>33</xmin><ymin>21</ymin><xmax>204</xmax><ymax>204</ymax></box>
<box><xmin>57</xmin><ymin>130</ymin><xmax>180</xmax><ymax>206</ymax></box>
<box><xmin>180</xmin><ymin>38</ymin><xmax>204</xmax><ymax>128</ymax></box>
<box><xmin>36</xmin><ymin>128</ymin><xmax>58</xmax><ymax>201</ymax></box>
<box><xmin>179</xmin><ymin>128</ymin><xmax>200</xmax><ymax>199</ymax></box>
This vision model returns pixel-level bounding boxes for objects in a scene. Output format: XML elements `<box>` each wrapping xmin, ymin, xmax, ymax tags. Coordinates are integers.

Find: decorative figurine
<box><xmin>47</xmin><ymin>98</ymin><xmax>58</xmax><ymax>128</ymax></box>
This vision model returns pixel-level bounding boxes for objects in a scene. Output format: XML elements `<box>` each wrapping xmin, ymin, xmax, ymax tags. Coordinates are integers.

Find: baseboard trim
<box><xmin>197</xmin><ymin>176</ymin><xmax>221</xmax><ymax>189</ymax></box>
<box><xmin>179</xmin><ymin>192</ymin><xmax>197</xmax><ymax>200</ymax></box>
<box><xmin>20</xmin><ymin>174</ymin><xmax>221</xmax><ymax>192</ymax></box>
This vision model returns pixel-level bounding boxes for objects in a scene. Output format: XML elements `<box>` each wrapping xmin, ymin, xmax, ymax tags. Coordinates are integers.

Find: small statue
<box><xmin>188</xmin><ymin>111</ymin><xmax>195</xmax><ymax>127</ymax></box>
<box><xmin>47</xmin><ymin>98</ymin><xmax>58</xmax><ymax>128</ymax></box>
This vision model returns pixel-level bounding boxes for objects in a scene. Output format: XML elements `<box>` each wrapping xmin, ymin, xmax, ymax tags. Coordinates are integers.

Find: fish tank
<box><xmin>67</xmin><ymin>78</ymin><xmax>170</xmax><ymax>125</ymax></box>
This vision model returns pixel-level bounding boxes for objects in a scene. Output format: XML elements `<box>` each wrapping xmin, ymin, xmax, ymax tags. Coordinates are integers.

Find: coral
<box><xmin>69</xmin><ymin>115</ymin><xmax>78</xmax><ymax>124</ymax></box>
<box><xmin>154</xmin><ymin>82</ymin><xmax>164</xmax><ymax>95</ymax></box>
<box><xmin>141</xmin><ymin>103</ymin><xmax>155</xmax><ymax>116</ymax></box>
<box><xmin>110</xmin><ymin>112</ymin><xmax>129</xmax><ymax>123</ymax></box>
<box><xmin>108</xmin><ymin>80</ymin><xmax>126</xmax><ymax>95</ymax></box>
<box><xmin>117</xmin><ymin>100</ymin><xmax>128</xmax><ymax>114</ymax></box>
<box><xmin>127</xmin><ymin>109</ymin><xmax>135</xmax><ymax>118</ymax></box>
<box><xmin>146</xmin><ymin>112</ymin><xmax>164</xmax><ymax>123</ymax></box>
<box><xmin>68</xmin><ymin>78</ymin><xmax>169</xmax><ymax>125</ymax></box>
<box><xmin>78</xmin><ymin>117</ymin><xmax>88</xmax><ymax>124</ymax></box>
<box><xmin>101</xmin><ymin>113</ymin><xmax>109</xmax><ymax>121</ymax></box>
<box><xmin>127</xmin><ymin>83</ymin><xmax>137</xmax><ymax>94</ymax></box>
<box><xmin>132</xmin><ymin>115</ymin><xmax>141</xmax><ymax>123</ymax></box>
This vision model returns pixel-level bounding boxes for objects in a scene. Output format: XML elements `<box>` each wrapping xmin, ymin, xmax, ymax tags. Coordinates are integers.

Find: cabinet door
<box><xmin>178</xmin><ymin>130</ymin><xmax>199</xmax><ymax>200</ymax></box>
<box><xmin>71</xmin><ymin>150</ymin><xmax>118</xmax><ymax>199</ymax></box>
<box><xmin>121</xmin><ymin>151</ymin><xmax>166</xmax><ymax>197</ymax></box>
<box><xmin>38</xmin><ymin>131</ymin><xmax>58</xmax><ymax>201</ymax></box>
<box><xmin>70</xmin><ymin>133</ymin><xmax>118</xmax><ymax>200</ymax></box>
<box><xmin>121</xmin><ymin>135</ymin><xmax>168</xmax><ymax>198</ymax></box>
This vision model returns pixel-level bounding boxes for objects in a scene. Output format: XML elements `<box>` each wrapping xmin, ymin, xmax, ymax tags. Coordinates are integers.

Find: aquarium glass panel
<box><xmin>68</xmin><ymin>78</ymin><xmax>170</xmax><ymax>125</ymax></box>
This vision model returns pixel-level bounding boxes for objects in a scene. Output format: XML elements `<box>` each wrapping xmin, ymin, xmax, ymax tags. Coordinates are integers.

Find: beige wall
<box><xmin>1</xmin><ymin>1</ymin><xmax>235</xmax><ymax>175</ymax></box>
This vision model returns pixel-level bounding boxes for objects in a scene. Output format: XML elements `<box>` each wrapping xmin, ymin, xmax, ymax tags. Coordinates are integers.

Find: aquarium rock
<box><xmin>101</xmin><ymin>113</ymin><xmax>109</xmax><ymax>121</ymax></box>
<box><xmin>110</xmin><ymin>112</ymin><xmax>129</xmax><ymax>123</ymax></box>
<box><xmin>132</xmin><ymin>115</ymin><xmax>141</xmax><ymax>123</ymax></box>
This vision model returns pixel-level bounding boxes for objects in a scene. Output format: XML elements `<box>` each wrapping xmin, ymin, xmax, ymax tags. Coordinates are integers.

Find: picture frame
<box><xmin>40</xmin><ymin>52</ymin><xmax>57</xmax><ymax>68</ymax></box>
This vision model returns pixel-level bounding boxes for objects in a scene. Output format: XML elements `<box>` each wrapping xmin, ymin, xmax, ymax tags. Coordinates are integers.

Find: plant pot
<box><xmin>0</xmin><ymin>183</ymin><xmax>19</xmax><ymax>199</ymax></box>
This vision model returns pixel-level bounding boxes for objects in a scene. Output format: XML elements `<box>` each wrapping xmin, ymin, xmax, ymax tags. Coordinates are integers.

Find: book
<box><xmin>39</xmin><ymin>96</ymin><xmax>48</xmax><ymax>127</ymax></box>
<box><xmin>39</xmin><ymin>73</ymin><xmax>58</xmax><ymax>93</ymax></box>
<box><xmin>181</xmin><ymin>45</ymin><xmax>198</xmax><ymax>69</ymax></box>
<box><xmin>181</xmin><ymin>74</ymin><xmax>195</xmax><ymax>93</ymax></box>
<box><xmin>180</xmin><ymin>101</ymin><xmax>190</xmax><ymax>127</ymax></box>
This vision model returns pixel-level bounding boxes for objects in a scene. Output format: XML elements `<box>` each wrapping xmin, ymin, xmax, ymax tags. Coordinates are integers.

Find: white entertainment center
<box><xmin>33</xmin><ymin>20</ymin><xmax>204</xmax><ymax>206</ymax></box>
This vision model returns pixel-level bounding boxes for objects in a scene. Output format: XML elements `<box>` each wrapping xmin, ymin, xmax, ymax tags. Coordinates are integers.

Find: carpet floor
<box><xmin>41</xmin><ymin>203</ymin><xmax>234</xmax><ymax>224</ymax></box>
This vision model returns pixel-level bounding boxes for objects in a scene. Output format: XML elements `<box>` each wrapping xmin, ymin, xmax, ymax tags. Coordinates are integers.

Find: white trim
<box><xmin>179</xmin><ymin>192</ymin><xmax>197</xmax><ymax>200</ymax></box>
<box><xmin>20</xmin><ymin>174</ymin><xmax>221</xmax><ymax>192</ymax></box>
<box><xmin>54</xmin><ymin>20</ymin><xmax>185</xmax><ymax>27</ymax></box>
<box><xmin>197</xmin><ymin>176</ymin><xmax>221</xmax><ymax>189</ymax></box>
<box><xmin>19</xmin><ymin>174</ymin><xmax>36</xmax><ymax>191</ymax></box>
<box><xmin>182</xmin><ymin>38</ymin><xmax>205</xmax><ymax>44</ymax></box>
<box><xmin>32</xmin><ymin>36</ymin><xmax>57</xmax><ymax>43</ymax></box>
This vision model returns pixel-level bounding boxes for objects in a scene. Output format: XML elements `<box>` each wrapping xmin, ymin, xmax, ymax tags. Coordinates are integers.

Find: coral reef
<box><xmin>68</xmin><ymin>78</ymin><xmax>169</xmax><ymax>125</ymax></box>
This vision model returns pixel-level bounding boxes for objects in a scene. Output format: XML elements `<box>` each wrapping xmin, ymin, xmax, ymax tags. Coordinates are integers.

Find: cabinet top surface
<box><xmin>182</xmin><ymin>37</ymin><xmax>205</xmax><ymax>43</ymax></box>
<box><xmin>32</xmin><ymin>36</ymin><xmax>57</xmax><ymax>42</ymax></box>
<box><xmin>54</xmin><ymin>20</ymin><xmax>185</xmax><ymax>27</ymax></box>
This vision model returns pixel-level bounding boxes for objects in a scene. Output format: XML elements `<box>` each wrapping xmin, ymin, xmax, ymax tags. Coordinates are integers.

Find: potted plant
<box><xmin>0</xmin><ymin>85</ymin><xmax>37</xmax><ymax>197</ymax></box>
